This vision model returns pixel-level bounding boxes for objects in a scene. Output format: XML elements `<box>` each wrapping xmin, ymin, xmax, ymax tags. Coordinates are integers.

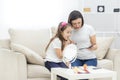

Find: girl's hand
<box><xmin>65</xmin><ymin>39</ymin><xmax>73</xmax><ymax>46</ymax></box>
<box><xmin>65</xmin><ymin>40</ymin><xmax>71</xmax><ymax>45</ymax></box>
<box><xmin>65</xmin><ymin>61</ymin><xmax>70</xmax><ymax>68</ymax></box>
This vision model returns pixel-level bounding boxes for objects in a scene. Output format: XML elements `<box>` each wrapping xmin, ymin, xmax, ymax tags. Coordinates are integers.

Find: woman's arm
<box><xmin>88</xmin><ymin>35</ymin><xmax>97</xmax><ymax>50</ymax></box>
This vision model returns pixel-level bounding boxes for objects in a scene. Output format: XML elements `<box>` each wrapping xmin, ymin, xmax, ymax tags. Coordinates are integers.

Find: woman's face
<box><xmin>62</xmin><ymin>26</ymin><xmax>72</xmax><ymax>40</ymax></box>
<box><xmin>71</xmin><ymin>18</ymin><xmax>82</xmax><ymax>30</ymax></box>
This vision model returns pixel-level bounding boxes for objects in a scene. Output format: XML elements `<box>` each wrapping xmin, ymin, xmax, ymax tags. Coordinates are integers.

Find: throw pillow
<box><xmin>9</xmin><ymin>28</ymin><xmax>51</xmax><ymax>58</ymax></box>
<box><xmin>11</xmin><ymin>43</ymin><xmax>44</xmax><ymax>65</ymax></box>
<box><xmin>94</xmin><ymin>37</ymin><xmax>114</xmax><ymax>59</ymax></box>
<box><xmin>0</xmin><ymin>39</ymin><xmax>10</xmax><ymax>49</ymax></box>
<box><xmin>51</xmin><ymin>27</ymin><xmax>57</xmax><ymax>37</ymax></box>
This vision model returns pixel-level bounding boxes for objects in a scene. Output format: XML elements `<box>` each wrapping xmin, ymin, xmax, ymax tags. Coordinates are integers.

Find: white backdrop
<box><xmin>0</xmin><ymin>0</ymin><xmax>120</xmax><ymax>48</ymax></box>
<box><xmin>0</xmin><ymin>0</ymin><xmax>82</xmax><ymax>38</ymax></box>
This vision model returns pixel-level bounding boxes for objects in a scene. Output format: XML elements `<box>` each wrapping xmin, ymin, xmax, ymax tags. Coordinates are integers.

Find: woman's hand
<box><xmin>88</xmin><ymin>44</ymin><xmax>97</xmax><ymax>51</ymax></box>
<box><xmin>89</xmin><ymin>35</ymin><xmax>97</xmax><ymax>51</ymax></box>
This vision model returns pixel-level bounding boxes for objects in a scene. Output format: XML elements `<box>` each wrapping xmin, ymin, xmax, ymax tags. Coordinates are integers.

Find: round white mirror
<box><xmin>62</xmin><ymin>44</ymin><xmax>77</xmax><ymax>63</ymax></box>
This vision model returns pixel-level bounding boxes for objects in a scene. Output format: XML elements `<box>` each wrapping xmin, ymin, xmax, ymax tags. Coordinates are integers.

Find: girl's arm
<box><xmin>55</xmin><ymin>48</ymin><xmax>70</xmax><ymax>68</ymax></box>
<box><xmin>88</xmin><ymin>35</ymin><xmax>97</xmax><ymax>50</ymax></box>
<box><xmin>54</xmin><ymin>40</ymin><xmax>71</xmax><ymax>59</ymax></box>
<box><xmin>55</xmin><ymin>48</ymin><xmax>63</xmax><ymax>59</ymax></box>
<box><xmin>55</xmin><ymin>43</ymin><xmax>71</xmax><ymax>68</ymax></box>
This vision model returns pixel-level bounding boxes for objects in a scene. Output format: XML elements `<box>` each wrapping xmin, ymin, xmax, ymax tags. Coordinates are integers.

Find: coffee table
<box><xmin>51</xmin><ymin>66</ymin><xmax>117</xmax><ymax>80</ymax></box>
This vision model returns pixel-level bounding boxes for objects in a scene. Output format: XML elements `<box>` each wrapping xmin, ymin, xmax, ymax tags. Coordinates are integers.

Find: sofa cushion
<box><xmin>11</xmin><ymin>43</ymin><xmax>44</xmax><ymax>65</ymax></box>
<box><xmin>0</xmin><ymin>39</ymin><xmax>10</xmax><ymax>49</ymax></box>
<box><xmin>51</xmin><ymin>26</ymin><xmax>57</xmax><ymax>37</ymax></box>
<box><xmin>94</xmin><ymin>37</ymin><xmax>114</xmax><ymax>59</ymax></box>
<box><xmin>97</xmin><ymin>59</ymin><xmax>113</xmax><ymax>70</ymax></box>
<box><xmin>28</xmin><ymin>78</ymin><xmax>50</xmax><ymax>80</ymax></box>
<box><xmin>9</xmin><ymin>28</ymin><xmax>51</xmax><ymax>58</ymax></box>
<box><xmin>27</xmin><ymin>64</ymin><xmax>50</xmax><ymax>78</ymax></box>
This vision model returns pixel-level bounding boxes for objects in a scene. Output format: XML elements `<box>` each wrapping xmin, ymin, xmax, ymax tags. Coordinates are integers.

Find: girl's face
<box><xmin>71</xmin><ymin>18</ymin><xmax>82</xmax><ymax>30</ymax></box>
<box><xmin>62</xmin><ymin>26</ymin><xmax>72</xmax><ymax>40</ymax></box>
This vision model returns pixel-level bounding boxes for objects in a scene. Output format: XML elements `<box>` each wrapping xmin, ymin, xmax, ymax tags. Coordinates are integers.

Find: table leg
<box><xmin>69</xmin><ymin>79</ymin><xmax>75</xmax><ymax>80</ymax></box>
<box><xmin>112</xmin><ymin>72</ymin><xmax>117</xmax><ymax>80</ymax></box>
<box><xmin>51</xmin><ymin>73</ymin><xmax>57</xmax><ymax>80</ymax></box>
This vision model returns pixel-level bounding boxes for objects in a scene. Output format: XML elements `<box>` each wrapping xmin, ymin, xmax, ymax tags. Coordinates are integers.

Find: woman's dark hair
<box><xmin>68</xmin><ymin>10</ymin><xmax>84</xmax><ymax>27</ymax></box>
<box><xmin>45</xmin><ymin>22</ymin><xmax>71</xmax><ymax>51</ymax></box>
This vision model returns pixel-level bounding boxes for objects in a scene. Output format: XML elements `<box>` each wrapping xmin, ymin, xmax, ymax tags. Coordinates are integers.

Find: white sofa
<box><xmin>0</xmin><ymin>27</ymin><xmax>120</xmax><ymax>80</ymax></box>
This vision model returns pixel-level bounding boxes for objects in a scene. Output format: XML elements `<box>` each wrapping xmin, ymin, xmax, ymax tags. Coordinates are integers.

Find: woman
<box><xmin>68</xmin><ymin>10</ymin><xmax>97</xmax><ymax>67</ymax></box>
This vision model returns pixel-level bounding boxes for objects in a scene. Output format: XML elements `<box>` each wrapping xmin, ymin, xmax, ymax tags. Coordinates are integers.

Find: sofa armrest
<box><xmin>106</xmin><ymin>49</ymin><xmax>120</xmax><ymax>60</ymax></box>
<box><xmin>105</xmin><ymin>49</ymin><xmax>120</xmax><ymax>80</ymax></box>
<box><xmin>0</xmin><ymin>49</ymin><xmax>27</xmax><ymax>80</ymax></box>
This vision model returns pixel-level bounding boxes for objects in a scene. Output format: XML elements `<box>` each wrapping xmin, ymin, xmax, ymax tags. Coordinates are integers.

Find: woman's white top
<box><xmin>45</xmin><ymin>38</ymin><xmax>63</xmax><ymax>63</ymax></box>
<box><xmin>71</xmin><ymin>24</ymin><xmax>96</xmax><ymax>60</ymax></box>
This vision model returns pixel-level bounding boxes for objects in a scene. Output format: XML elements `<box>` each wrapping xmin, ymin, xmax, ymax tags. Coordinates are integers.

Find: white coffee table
<box><xmin>51</xmin><ymin>66</ymin><xmax>117</xmax><ymax>80</ymax></box>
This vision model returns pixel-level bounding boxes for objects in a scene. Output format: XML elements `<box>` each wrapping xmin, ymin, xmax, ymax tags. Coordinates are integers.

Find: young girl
<box><xmin>45</xmin><ymin>22</ymin><xmax>72</xmax><ymax>80</ymax></box>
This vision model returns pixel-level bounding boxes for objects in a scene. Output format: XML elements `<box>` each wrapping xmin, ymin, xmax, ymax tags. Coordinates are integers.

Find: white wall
<box><xmin>82</xmin><ymin>0</ymin><xmax>119</xmax><ymax>13</ymax></box>
<box><xmin>83</xmin><ymin>13</ymin><xmax>120</xmax><ymax>49</ymax></box>
<box><xmin>82</xmin><ymin>0</ymin><xmax>120</xmax><ymax>48</ymax></box>
<box><xmin>0</xmin><ymin>0</ymin><xmax>120</xmax><ymax>48</ymax></box>
<box><xmin>0</xmin><ymin>0</ymin><xmax>82</xmax><ymax>38</ymax></box>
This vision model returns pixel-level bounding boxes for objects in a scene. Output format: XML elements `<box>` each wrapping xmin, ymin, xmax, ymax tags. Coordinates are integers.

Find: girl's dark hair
<box><xmin>45</xmin><ymin>22</ymin><xmax>71</xmax><ymax>51</ymax></box>
<box><xmin>68</xmin><ymin>10</ymin><xmax>84</xmax><ymax>27</ymax></box>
